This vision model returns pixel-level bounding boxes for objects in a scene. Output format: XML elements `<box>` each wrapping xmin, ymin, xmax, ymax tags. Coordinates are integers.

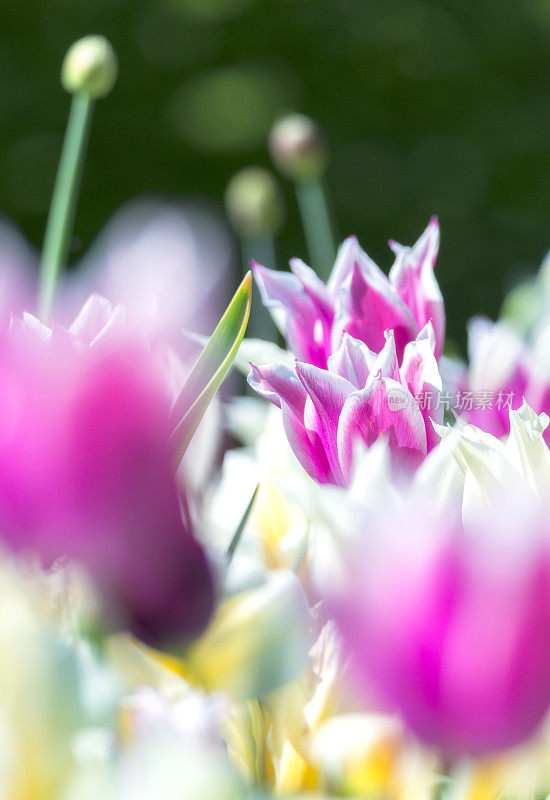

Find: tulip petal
<box><xmin>332</xmin><ymin>260</ymin><xmax>417</xmax><ymax>360</ymax></box>
<box><xmin>289</xmin><ymin>257</ymin><xmax>334</xmax><ymax>326</ymax></box>
<box><xmin>389</xmin><ymin>217</ymin><xmax>445</xmax><ymax>358</ymax></box>
<box><xmin>368</xmin><ymin>330</ymin><xmax>401</xmax><ymax>383</ymax></box>
<box><xmin>295</xmin><ymin>362</ymin><xmax>355</xmax><ymax>486</ymax></box>
<box><xmin>327</xmin><ymin>333</ymin><xmax>376</xmax><ymax>388</ymax></box>
<box><xmin>248</xmin><ymin>362</ymin><xmax>333</xmax><ymax>483</ymax></box>
<box><xmin>401</xmin><ymin>322</ymin><xmax>443</xmax><ymax>451</ymax></box>
<box><xmin>253</xmin><ymin>261</ymin><xmax>328</xmax><ymax>366</ymax></box>
<box><xmin>327</xmin><ymin>236</ymin><xmax>381</xmax><ymax>297</ymax></box>
<box><xmin>338</xmin><ymin>377</ymin><xmax>427</xmax><ymax>482</ymax></box>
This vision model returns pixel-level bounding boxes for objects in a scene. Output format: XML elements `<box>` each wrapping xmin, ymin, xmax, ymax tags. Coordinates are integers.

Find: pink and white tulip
<box><xmin>454</xmin><ymin>317</ymin><xmax>550</xmax><ymax>443</ymax></box>
<box><xmin>249</xmin><ymin>323</ymin><xmax>442</xmax><ymax>485</ymax></box>
<box><xmin>253</xmin><ymin>216</ymin><xmax>444</xmax><ymax>367</ymax></box>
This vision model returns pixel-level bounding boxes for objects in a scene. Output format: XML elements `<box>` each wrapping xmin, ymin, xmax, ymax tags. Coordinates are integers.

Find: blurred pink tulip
<box><xmin>332</xmin><ymin>494</ymin><xmax>550</xmax><ymax>756</ymax></box>
<box><xmin>0</xmin><ymin>296</ymin><xmax>214</xmax><ymax>647</ymax></box>
<box><xmin>0</xmin><ymin>200</ymin><xmax>233</xmax><ymax>353</ymax></box>
<box><xmin>60</xmin><ymin>199</ymin><xmax>233</xmax><ymax>347</ymax></box>
<box><xmin>454</xmin><ymin>317</ymin><xmax>550</xmax><ymax>442</ymax></box>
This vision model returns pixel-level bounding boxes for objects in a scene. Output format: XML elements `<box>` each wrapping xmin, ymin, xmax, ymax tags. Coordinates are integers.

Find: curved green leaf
<box><xmin>170</xmin><ymin>272</ymin><xmax>252</xmax><ymax>463</ymax></box>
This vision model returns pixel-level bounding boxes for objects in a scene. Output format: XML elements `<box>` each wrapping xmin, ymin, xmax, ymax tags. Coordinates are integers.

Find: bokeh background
<box><xmin>2</xmin><ymin>0</ymin><xmax>550</xmax><ymax>347</ymax></box>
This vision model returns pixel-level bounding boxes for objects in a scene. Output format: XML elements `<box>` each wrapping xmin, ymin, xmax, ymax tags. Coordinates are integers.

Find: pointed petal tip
<box><xmin>248</xmin><ymin>360</ymin><xmax>262</xmax><ymax>377</ymax></box>
<box><xmin>249</xmin><ymin>259</ymin><xmax>264</xmax><ymax>276</ymax></box>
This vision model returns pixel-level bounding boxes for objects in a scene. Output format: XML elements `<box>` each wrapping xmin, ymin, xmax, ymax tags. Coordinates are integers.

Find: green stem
<box><xmin>38</xmin><ymin>92</ymin><xmax>94</xmax><ymax>320</ymax></box>
<box><xmin>433</xmin><ymin>759</ymin><xmax>473</xmax><ymax>800</ymax></box>
<box><xmin>226</xmin><ymin>484</ymin><xmax>259</xmax><ymax>562</ymax></box>
<box><xmin>295</xmin><ymin>177</ymin><xmax>337</xmax><ymax>279</ymax></box>
<box><xmin>242</xmin><ymin>234</ymin><xmax>277</xmax><ymax>341</ymax></box>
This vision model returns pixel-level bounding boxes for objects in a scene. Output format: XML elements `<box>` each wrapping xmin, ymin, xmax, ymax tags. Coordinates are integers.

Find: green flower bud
<box><xmin>268</xmin><ymin>113</ymin><xmax>329</xmax><ymax>182</ymax></box>
<box><xmin>61</xmin><ymin>35</ymin><xmax>118</xmax><ymax>99</ymax></box>
<box><xmin>224</xmin><ymin>166</ymin><xmax>285</xmax><ymax>238</ymax></box>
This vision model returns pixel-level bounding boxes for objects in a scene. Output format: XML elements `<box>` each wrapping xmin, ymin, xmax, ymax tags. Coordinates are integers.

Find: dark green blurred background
<box><xmin>1</xmin><ymin>0</ymin><xmax>550</xmax><ymax>346</ymax></box>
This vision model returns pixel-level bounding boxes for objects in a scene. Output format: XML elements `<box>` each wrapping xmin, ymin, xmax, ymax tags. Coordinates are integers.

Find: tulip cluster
<box><xmin>4</xmin><ymin>202</ymin><xmax>550</xmax><ymax>799</ymax></box>
<box><xmin>4</xmin><ymin>37</ymin><xmax>550</xmax><ymax>800</ymax></box>
<box><xmin>248</xmin><ymin>220</ymin><xmax>444</xmax><ymax>484</ymax></box>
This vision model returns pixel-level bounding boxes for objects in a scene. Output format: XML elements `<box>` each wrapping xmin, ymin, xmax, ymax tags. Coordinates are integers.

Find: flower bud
<box><xmin>61</xmin><ymin>35</ymin><xmax>118</xmax><ymax>99</ymax></box>
<box><xmin>268</xmin><ymin>113</ymin><xmax>329</xmax><ymax>182</ymax></box>
<box><xmin>224</xmin><ymin>166</ymin><xmax>285</xmax><ymax>239</ymax></box>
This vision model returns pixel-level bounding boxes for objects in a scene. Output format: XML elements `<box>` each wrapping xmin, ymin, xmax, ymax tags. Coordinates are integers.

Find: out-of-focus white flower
<box><xmin>63</xmin><ymin>685</ymin><xmax>245</xmax><ymax>800</ymax></box>
<box><xmin>208</xmin><ymin>405</ymin><xmax>309</xmax><ymax>574</ymax></box>
<box><xmin>62</xmin><ymin>199</ymin><xmax>233</xmax><ymax>344</ymax></box>
<box><xmin>0</xmin><ymin>555</ymin><xmax>119</xmax><ymax>800</ymax></box>
<box><xmin>174</xmin><ymin>569</ymin><xmax>313</xmax><ymax>700</ymax></box>
<box><xmin>433</xmin><ymin>402</ymin><xmax>550</xmax><ymax>524</ymax></box>
<box><xmin>0</xmin><ymin>219</ymin><xmax>36</xmax><ymax>324</ymax></box>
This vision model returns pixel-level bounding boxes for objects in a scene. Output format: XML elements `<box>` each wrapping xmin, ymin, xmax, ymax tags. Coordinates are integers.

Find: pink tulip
<box><xmin>253</xmin><ymin>217</ymin><xmax>444</xmax><ymax>367</ymax></box>
<box><xmin>60</xmin><ymin>199</ymin><xmax>233</xmax><ymax>348</ymax></box>
<box><xmin>332</xmin><ymin>495</ymin><xmax>550</xmax><ymax>756</ymax></box>
<box><xmin>0</xmin><ymin>296</ymin><xmax>214</xmax><ymax>647</ymax></box>
<box><xmin>454</xmin><ymin>317</ymin><xmax>550</xmax><ymax>442</ymax></box>
<box><xmin>249</xmin><ymin>323</ymin><xmax>442</xmax><ymax>485</ymax></box>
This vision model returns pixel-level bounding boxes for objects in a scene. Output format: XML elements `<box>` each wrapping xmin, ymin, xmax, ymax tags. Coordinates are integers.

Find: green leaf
<box><xmin>227</xmin><ymin>484</ymin><xmax>259</xmax><ymax>562</ymax></box>
<box><xmin>170</xmin><ymin>272</ymin><xmax>252</xmax><ymax>463</ymax></box>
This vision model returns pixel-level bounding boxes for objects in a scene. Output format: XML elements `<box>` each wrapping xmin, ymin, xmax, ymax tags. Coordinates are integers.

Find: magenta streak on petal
<box><xmin>333</xmin><ymin>261</ymin><xmax>417</xmax><ymax>362</ymax></box>
<box><xmin>295</xmin><ymin>361</ymin><xmax>355</xmax><ymax>486</ymax></box>
<box><xmin>252</xmin><ymin>261</ymin><xmax>328</xmax><ymax>367</ymax></box>
<box><xmin>337</xmin><ymin>377</ymin><xmax>427</xmax><ymax>483</ymax></box>
<box><xmin>247</xmin><ymin>361</ymin><xmax>334</xmax><ymax>483</ymax></box>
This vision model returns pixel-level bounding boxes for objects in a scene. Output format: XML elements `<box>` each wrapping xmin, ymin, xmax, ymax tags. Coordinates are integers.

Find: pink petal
<box><xmin>248</xmin><ymin>362</ymin><xmax>333</xmax><ymax>483</ymax></box>
<box><xmin>369</xmin><ymin>330</ymin><xmax>402</xmax><ymax>383</ymax></box>
<box><xmin>332</xmin><ymin>261</ymin><xmax>417</xmax><ymax>361</ymax></box>
<box><xmin>253</xmin><ymin>261</ymin><xmax>329</xmax><ymax>367</ymax></box>
<box><xmin>401</xmin><ymin>322</ymin><xmax>443</xmax><ymax>451</ymax></box>
<box><xmin>289</xmin><ymin>257</ymin><xmax>334</xmax><ymax>327</ymax></box>
<box><xmin>337</xmin><ymin>377</ymin><xmax>427</xmax><ymax>482</ymax></box>
<box><xmin>295</xmin><ymin>362</ymin><xmax>355</xmax><ymax>486</ymax></box>
<box><xmin>327</xmin><ymin>333</ymin><xmax>377</xmax><ymax>389</ymax></box>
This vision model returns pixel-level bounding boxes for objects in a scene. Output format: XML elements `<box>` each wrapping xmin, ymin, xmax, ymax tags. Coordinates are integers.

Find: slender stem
<box><xmin>242</xmin><ymin>233</ymin><xmax>276</xmax><ymax>269</ymax></box>
<box><xmin>433</xmin><ymin>758</ymin><xmax>473</xmax><ymax>800</ymax></box>
<box><xmin>242</xmin><ymin>235</ymin><xmax>277</xmax><ymax>341</ymax></box>
<box><xmin>295</xmin><ymin>177</ymin><xmax>337</xmax><ymax>279</ymax></box>
<box><xmin>227</xmin><ymin>485</ymin><xmax>259</xmax><ymax>562</ymax></box>
<box><xmin>39</xmin><ymin>92</ymin><xmax>94</xmax><ymax>320</ymax></box>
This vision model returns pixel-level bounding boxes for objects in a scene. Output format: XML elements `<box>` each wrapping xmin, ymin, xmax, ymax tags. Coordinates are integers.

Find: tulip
<box><xmin>249</xmin><ymin>323</ymin><xmax>442</xmax><ymax>485</ymax></box>
<box><xmin>62</xmin><ymin>199</ymin><xmax>233</xmax><ymax>348</ymax></box>
<box><xmin>0</xmin><ymin>297</ymin><xmax>214</xmax><ymax>648</ymax></box>
<box><xmin>331</xmin><ymin>488</ymin><xmax>550</xmax><ymax>757</ymax></box>
<box><xmin>253</xmin><ymin>216</ymin><xmax>444</xmax><ymax>367</ymax></box>
<box><xmin>455</xmin><ymin>316</ymin><xmax>550</xmax><ymax>444</ymax></box>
